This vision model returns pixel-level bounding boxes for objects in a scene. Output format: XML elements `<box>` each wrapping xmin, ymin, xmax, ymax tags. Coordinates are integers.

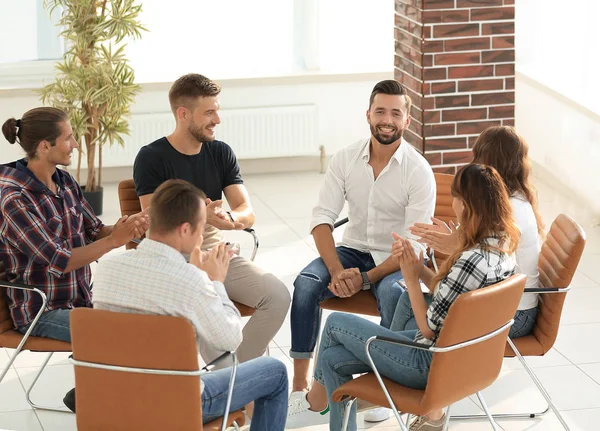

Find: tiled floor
<box><xmin>1</xmin><ymin>171</ymin><xmax>599</xmax><ymax>430</ymax></box>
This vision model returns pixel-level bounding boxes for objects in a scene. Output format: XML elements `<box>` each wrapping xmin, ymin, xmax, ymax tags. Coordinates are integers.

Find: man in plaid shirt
<box><xmin>0</xmin><ymin>107</ymin><xmax>148</xmax><ymax>344</ymax></box>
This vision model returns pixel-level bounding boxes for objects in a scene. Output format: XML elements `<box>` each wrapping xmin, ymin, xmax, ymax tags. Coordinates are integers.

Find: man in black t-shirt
<box><xmin>133</xmin><ymin>74</ymin><xmax>290</xmax><ymax>363</ymax></box>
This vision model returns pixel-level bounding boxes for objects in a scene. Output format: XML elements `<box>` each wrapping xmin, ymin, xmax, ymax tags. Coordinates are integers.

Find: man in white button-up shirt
<box><xmin>287</xmin><ymin>81</ymin><xmax>436</xmax><ymax>416</ymax></box>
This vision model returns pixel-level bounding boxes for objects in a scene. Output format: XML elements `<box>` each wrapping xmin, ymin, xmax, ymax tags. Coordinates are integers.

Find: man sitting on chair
<box><xmin>287</xmin><ymin>80</ymin><xmax>436</xmax><ymax>426</ymax></box>
<box><xmin>92</xmin><ymin>179</ymin><xmax>288</xmax><ymax>429</ymax></box>
<box><xmin>133</xmin><ymin>73</ymin><xmax>290</xmax><ymax>364</ymax></box>
<box><xmin>1</xmin><ymin>107</ymin><xmax>148</xmax><ymax>412</ymax></box>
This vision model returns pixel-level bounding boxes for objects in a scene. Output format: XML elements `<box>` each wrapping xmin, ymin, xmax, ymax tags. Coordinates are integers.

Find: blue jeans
<box><xmin>314</xmin><ymin>313</ymin><xmax>432</xmax><ymax>431</ymax></box>
<box><xmin>17</xmin><ymin>308</ymin><xmax>72</xmax><ymax>342</ymax></box>
<box><xmin>510</xmin><ymin>307</ymin><xmax>538</xmax><ymax>338</ymax></box>
<box><xmin>290</xmin><ymin>247</ymin><xmax>404</xmax><ymax>359</ymax></box>
<box><xmin>390</xmin><ymin>291</ymin><xmax>538</xmax><ymax>339</ymax></box>
<box><xmin>202</xmin><ymin>356</ymin><xmax>288</xmax><ymax>429</ymax></box>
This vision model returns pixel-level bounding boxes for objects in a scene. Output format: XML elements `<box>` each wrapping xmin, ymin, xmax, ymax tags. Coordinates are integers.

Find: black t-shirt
<box><xmin>133</xmin><ymin>137</ymin><xmax>243</xmax><ymax>199</ymax></box>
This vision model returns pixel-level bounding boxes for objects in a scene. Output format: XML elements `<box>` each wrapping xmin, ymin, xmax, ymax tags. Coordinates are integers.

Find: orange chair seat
<box><xmin>332</xmin><ymin>372</ymin><xmax>428</xmax><ymax>416</ymax></box>
<box><xmin>232</xmin><ymin>301</ymin><xmax>255</xmax><ymax>317</ymax></box>
<box><xmin>204</xmin><ymin>409</ymin><xmax>246</xmax><ymax>430</ymax></box>
<box><xmin>320</xmin><ymin>291</ymin><xmax>379</xmax><ymax>317</ymax></box>
<box><xmin>0</xmin><ymin>329</ymin><xmax>71</xmax><ymax>351</ymax></box>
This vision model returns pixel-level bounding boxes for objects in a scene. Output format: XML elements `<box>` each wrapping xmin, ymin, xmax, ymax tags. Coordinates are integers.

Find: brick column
<box><xmin>395</xmin><ymin>0</ymin><xmax>515</xmax><ymax>174</ymax></box>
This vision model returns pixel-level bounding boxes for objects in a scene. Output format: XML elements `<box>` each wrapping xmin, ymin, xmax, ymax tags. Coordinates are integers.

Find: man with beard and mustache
<box><xmin>133</xmin><ymin>74</ymin><xmax>290</xmax><ymax>366</ymax></box>
<box><xmin>286</xmin><ymin>80</ymin><xmax>436</xmax><ymax>427</ymax></box>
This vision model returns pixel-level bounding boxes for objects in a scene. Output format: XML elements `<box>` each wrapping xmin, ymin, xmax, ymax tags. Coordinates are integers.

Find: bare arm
<box><xmin>223</xmin><ymin>184</ymin><xmax>255</xmax><ymax>228</ymax></box>
<box><xmin>313</xmin><ymin>224</ymin><xmax>344</xmax><ymax>274</ymax></box>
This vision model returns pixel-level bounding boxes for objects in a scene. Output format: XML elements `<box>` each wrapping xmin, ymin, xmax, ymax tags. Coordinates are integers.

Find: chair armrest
<box><xmin>333</xmin><ymin>217</ymin><xmax>349</xmax><ymax>230</ymax></box>
<box><xmin>366</xmin><ymin>319</ymin><xmax>514</xmax><ymax>355</ymax></box>
<box><xmin>524</xmin><ymin>286</ymin><xmax>571</xmax><ymax>294</ymax></box>
<box><xmin>242</xmin><ymin>228</ymin><xmax>259</xmax><ymax>261</ymax></box>
<box><xmin>202</xmin><ymin>351</ymin><xmax>234</xmax><ymax>372</ymax></box>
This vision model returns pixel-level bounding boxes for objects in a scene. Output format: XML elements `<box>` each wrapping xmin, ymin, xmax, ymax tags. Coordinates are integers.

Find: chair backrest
<box><xmin>71</xmin><ymin>308</ymin><xmax>203</xmax><ymax>431</ymax></box>
<box><xmin>0</xmin><ymin>262</ymin><xmax>14</xmax><ymax>335</ymax></box>
<box><xmin>118</xmin><ymin>179</ymin><xmax>142</xmax><ymax>217</ymax></box>
<box><xmin>420</xmin><ymin>274</ymin><xmax>526</xmax><ymax>413</ymax></box>
<box><xmin>433</xmin><ymin>173</ymin><xmax>455</xmax><ymax>224</ymax></box>
<box><xmin>118</xmin><ymin>179</ymin><xmax>143</xmax><ymax>250</ymax></box>
<box><xmin>517</xmin><ymin>214</ymin><xmax>586</xmax><ymax>355</ymax></box>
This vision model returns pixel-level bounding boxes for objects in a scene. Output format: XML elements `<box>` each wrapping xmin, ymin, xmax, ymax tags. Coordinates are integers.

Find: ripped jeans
<box><xmin>289</xmin><ymin>246</ymin><xmax>404</xmax><ymax>359</ymax></box>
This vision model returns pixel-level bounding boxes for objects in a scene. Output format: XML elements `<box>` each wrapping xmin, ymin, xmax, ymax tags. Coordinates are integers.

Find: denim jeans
<box><xmin>290</xmin><ymin>246</ymin><xmax>404</xmax><ymax>359</ymax></box>
<box><xmin>314</xmin><ymin>313</ymin><xmax>432</xmax><ymax>431</ymax></box>
<box><xmin>390</xmin><ymin>291</ymin><xmax>538</xmax><ymax>339</ymax></box>
<box><xmin>510</xmin><ymin>307</ymin><xmax>538</xmax><ymax>338</ymax></box>
<box><xmin>17</xmin><ymin>308</ymin><xmax>72</xmax><ymax>342</ymax></box>
<box><xmin>202</xmin><ymin>356</ymin><xmax>288</xmax><ymax>429</ymax></box>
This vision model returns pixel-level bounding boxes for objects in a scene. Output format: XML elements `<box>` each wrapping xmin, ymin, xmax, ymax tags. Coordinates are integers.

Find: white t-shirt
<box><xmin>511</xmin><ymin>194</ymin><xmax>541</xmax><ymax>310</ymax></box>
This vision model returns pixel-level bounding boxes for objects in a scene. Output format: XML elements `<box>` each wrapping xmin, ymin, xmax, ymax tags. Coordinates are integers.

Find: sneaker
<box><xmin>364</xmin><ymin>407</ymin><xmax>392</xmax><ymax>422</ymax></box>
<box><xmin>409</xmin><ymin>413</ymin><xmax>446</xmax><ymax>430</ymax></box>
<box><xmin>286</xmin><ymin>390</ymin><xmax>330</xmax><ymax>429</ymax></box>
<box><xmin>63</xmin><ymin>388</ymin><xmax>76</xmax><ymax>413</ymax></box>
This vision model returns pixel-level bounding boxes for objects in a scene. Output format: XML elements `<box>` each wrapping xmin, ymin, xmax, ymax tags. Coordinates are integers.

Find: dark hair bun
<box><xmin>2</xmin><ymin>118</ymin><xmax>18</xmax><ymax>144</ymax></box>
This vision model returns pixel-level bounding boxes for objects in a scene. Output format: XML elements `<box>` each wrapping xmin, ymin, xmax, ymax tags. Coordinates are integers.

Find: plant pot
<box><xmin>82</xmin><ymin>186</ymin><xmax>103</xmax><ymax>216</ymax></box>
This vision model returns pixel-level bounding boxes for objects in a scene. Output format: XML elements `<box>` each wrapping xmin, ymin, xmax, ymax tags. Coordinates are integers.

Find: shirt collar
<box><xmin>15</xmin><ymin>159</ymin><xmax>65</xmax><ymax>189</ymax></box>
<box><xmin>361</xmin><ymin>138</ymin><xmax>408</xmax><ymax>165</ymax></box>
<box><xmin>136</xmin><ymin>238</ymin><xmax>189</xmax><ymax>264</ymax></box>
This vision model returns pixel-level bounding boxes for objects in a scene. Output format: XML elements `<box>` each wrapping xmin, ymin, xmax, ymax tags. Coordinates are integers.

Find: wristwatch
<box><xmin>360</xmin><ymin>272</ymin><xmax>372</xmax><ymax>290</ymax></box>
<box><xmin>226</xmin><ymin>211</ymin><xmax>236</xmax><ymax>223</ymax></box>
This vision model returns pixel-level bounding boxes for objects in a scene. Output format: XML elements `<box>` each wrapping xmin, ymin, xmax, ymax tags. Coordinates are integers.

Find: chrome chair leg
<box><xmin>441</xmin><ymin>404</ymin><xmax>451</xmax><ymax>431</ymax></box>
<box><xmin>25</xmin><ymin>352</ymin><xmax>70</xmax><ymax>412</ymax></box>
<box><xmin>341</xmin><ymin>397</ymin><xmax>356</xmax><ymax>431</ymax></box>
<box><xmin>476</xmin><ymin>391</ymin><xmax>501</xmax><ymax>431</ymax></box>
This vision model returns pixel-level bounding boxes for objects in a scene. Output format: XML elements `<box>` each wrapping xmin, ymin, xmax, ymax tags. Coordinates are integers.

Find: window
<box><xmin>516</xmin><ymin>0</ymin><xmax>600</xmax><ymax>114</ymax></box>
<box><xmin>0</xmin><ymin>0</ymin><xmax>63</xmax><ymax>64</ymax></box>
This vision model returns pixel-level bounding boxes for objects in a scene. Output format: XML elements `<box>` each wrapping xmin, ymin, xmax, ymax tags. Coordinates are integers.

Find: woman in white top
<box><xmin>405</xmin><ymin>126</ymin><xmax>543</xmax><ymax>339</ymax></box>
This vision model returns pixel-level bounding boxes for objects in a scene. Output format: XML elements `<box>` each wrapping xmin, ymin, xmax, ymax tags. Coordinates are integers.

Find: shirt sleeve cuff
<box><xmin>48</xmin><ymin>247</ymin><xmax>72</xmax><ymax>278</ymax></box>
<box><xmin>309</xmin><ymin>217</ymin><xmax>335</xmax><ymax>234</ymax></box>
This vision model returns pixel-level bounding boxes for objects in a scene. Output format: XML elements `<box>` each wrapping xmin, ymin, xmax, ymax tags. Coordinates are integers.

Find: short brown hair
<box><xmin>149</xmin><ymin>180</ymin><xmax>207</xmax><ymax>234</ymax></box>
<box><xmin>168</xmin><ymin>73</ymin><xmax>221</xmax><ymax>114</ymax></box>
<box><xmin>369</xmin><ymin>80</ymin><xmax>412</xmax><ymax>115</ymax></box>
<box><xmin>2</xmin><ymin>107</ymin><xmax>69</xmax><ymax>159</ymax></box>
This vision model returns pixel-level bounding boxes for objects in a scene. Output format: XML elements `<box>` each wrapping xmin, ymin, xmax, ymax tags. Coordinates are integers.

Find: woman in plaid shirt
<box><xmin>286</xmin><ymin>164</ymin><xmax>520</xmax><ymax>431</ymax></box>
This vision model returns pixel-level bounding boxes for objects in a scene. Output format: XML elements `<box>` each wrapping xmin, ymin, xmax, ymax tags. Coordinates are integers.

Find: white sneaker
<box><xmin>364</xmin><ymin>407</ymin><xmax>392</xmax><ymax>423</ymax></box>
<box><xmin>286</xmin><ymin>390</ymin><xmax>330</xmax><ymax>429</ymax></box>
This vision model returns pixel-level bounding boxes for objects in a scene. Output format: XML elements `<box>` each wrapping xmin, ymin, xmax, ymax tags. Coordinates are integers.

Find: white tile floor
<box><xmin>1</xmin><ymin>171</ymin><xmax>599</xmax><ymax>431</ymax></box>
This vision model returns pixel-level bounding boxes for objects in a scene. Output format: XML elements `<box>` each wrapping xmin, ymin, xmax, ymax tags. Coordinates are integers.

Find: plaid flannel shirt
<box><xmin>0</xmin><ymin>159</ymin><xmax>103</xmax><ymax>328</ymax></box>
<box><xmin>414</xmin><ymin>238</ymin><xmax>516</xmax><ymax>345</ymax></box>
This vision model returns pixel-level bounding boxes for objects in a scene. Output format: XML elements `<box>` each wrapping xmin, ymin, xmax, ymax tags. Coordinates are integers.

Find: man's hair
<box><xmin>168</xmin><ymin>73</ymin><xmax>221</xmax><ymax>114</ymax></box>
<box><xmin>149</xmin><ymin>179</ymin><xmax>207</xmax><ymax>235</ymax></box>
<box><xmin>368</xmin><ymin>80</ymin><xmax>412</xmax><ymax>114</ymax></box>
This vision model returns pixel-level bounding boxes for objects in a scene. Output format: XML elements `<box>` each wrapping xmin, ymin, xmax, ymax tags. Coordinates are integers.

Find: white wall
<box><xmin>516</xmin><ymin>72</ymin><xmax>600</xmax><ymax>214</ymax></box>
<box><xmin>0</xmin><ymin>71</ymin><xmax>392</xmax><ymax>165</ymax></box>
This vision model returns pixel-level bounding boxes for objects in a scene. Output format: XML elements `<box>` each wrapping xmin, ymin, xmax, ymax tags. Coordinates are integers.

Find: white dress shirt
<box><xmin>310</xmin><ymin>138</ymin><xmax>436</xmax><ymax>265</ymax></box>
<box><xmin>92</xmin><ymin>239</ymin><xmax>242</xmax><ymax>367</ymax></box>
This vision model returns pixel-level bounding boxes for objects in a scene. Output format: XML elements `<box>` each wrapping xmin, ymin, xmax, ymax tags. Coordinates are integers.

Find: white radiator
<box><xmin>94</xmin><ymin>104</ymin><xmax>318</xmax><ymax>168</ymax></box>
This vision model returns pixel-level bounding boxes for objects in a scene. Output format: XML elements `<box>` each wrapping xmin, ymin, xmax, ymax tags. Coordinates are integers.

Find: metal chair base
<box><xmin>451</xmin><ymin>338</ymin><xmax>570</xmax><ymax>430</ymax></box>
<box><xmin>0</xmin><ymin>350</ymin><xmax>71</xmax><ymax>413</ymax></box>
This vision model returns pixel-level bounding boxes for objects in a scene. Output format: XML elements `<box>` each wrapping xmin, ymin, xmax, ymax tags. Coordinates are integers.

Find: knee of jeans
<box><xmin>293</xmin><ymin>272</ymin><xmax>327</xmax><ymax>303</ymax></box>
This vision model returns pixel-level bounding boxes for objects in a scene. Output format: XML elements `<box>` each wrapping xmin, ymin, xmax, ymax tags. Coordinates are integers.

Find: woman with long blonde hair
<box><xmin>286</xmin><ymin>164</ymin><xmax>519</xmax><ymax>431</ymax></box>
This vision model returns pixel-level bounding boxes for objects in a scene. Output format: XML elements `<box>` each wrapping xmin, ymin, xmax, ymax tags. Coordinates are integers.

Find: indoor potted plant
<box><xmin>39</xmin><ymin>0</ymin><xmax>146</xmax><ymax>215</ymax></box>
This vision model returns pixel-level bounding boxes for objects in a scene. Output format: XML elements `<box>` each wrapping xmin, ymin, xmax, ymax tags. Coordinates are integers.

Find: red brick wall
<box><xmin>395</xmin><ymin>0</ymin><xmax>515</xmax><ymax>174</ymax></box>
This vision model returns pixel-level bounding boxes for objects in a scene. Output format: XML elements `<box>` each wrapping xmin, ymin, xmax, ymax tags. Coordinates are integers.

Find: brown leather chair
<box><xmin>70</xmin><ymin>308</ymin><xmax>246</xmax><ymax>431</ymax></box>
<box><xmin>454</xmin><ymin>213</ymin><xmax>586</xmax><ymax>429</ymax></box>
<box><xmin>117</xmin><ymin>179</ymin><xmax>257</xmax><ymax>318</ymax></box>
<box><xmin>320</xmin><ymin>172</ymin><xmax>455</xmax><ymax>316</ymax></box>
<box><xmin>0</xmin><ymin>262</ymin><xmax>72</xmax><ymax>411</ymax></box>
<box><xmin>331</xmin><ymin>274</ymin><xmax>527</xmax><ymax>431</ymax></box>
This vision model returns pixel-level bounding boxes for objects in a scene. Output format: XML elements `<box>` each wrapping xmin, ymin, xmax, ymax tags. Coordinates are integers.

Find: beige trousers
<box><xmin>222</xmin><ymin>256</ymin><xmax>290</xmax><ymax>363</ymax></box>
